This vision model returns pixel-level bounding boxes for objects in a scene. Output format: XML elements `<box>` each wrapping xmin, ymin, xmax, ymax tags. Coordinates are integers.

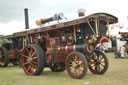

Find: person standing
<box><xmin>120</xmin><ymin>45</ymin><xmax>126</xmax><ymax>58</ymax></box>
<box><xmin>99</xmin><ymin>44</ymin><xmax>106</xmax><ymax>53</ymax></box>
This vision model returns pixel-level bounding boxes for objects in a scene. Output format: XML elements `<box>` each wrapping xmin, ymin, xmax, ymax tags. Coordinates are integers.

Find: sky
<box><xmin>0</xmin><ymin>0</ymin><xmax>128</xmax><ymax>35</ymax></box>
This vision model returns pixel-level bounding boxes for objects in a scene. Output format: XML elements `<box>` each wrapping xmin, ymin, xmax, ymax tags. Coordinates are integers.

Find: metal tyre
<box><xmin>0</xmin><ymin>47</ymin><xmax>9</xmax><ymax>67</ymax></box>
<box><xmin>66</xmin><ymin>52</ymin><xmax>88</xmax><ymax>79</ymax></box>
<box><xmin>88</xmin><ymin>50</ymin><xmax>109</xmax><ymax>74</ymax></box>
<box><xmin>21</xmin><ymin>44</ymin><xmax>45</xmax><ymax>75</ymax></box>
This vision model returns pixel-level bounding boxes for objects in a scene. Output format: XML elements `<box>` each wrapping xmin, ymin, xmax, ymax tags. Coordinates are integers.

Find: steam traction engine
<box><xmin>0</xmin><ymin>35</ymin><xmax>21</xmax><ymax>67</ymax></box>
<box><xmin>0</xmin><ymin>9</ymin><xmax>118</xmax><ymax>79</ymax></box>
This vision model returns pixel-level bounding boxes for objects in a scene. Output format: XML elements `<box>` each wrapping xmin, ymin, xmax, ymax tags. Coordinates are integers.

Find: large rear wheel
<box><xmin>21</xmin><ymin>44</ymin><xmax>45</xmax><ymax>75</ymax></box>
<box><xmin>88</xmin><ymin>50</ymin><xmax>109</xmax><ymax>74</ymax></box>
<box><xmin>66</xmin><ymin>52</ymin><xmax>88</xmax><ymax>79</ymax></box>
<box><xmin>0</xmin><ymin>47</ymin><xmax>9</xmax><ymax>67</ymax></box>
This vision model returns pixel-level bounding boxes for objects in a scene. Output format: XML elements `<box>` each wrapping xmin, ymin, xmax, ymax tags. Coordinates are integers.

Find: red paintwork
<box><xmin>56</xmin><ymin>48</ymin><xmax>67</xmax><ymax>62</ymax></box>
<box><xmin>46</xmin><ymin>37</ymin><xmax>60</xmax><ymax>48</ymax></box>
<box><xmin>94</xmin><ymin>36</ymin><xmax>109</xmax><ymax>46</ymax></box>
<box><xmin>18</xmin><ymin>50</ymin><xmax>22</xmax><ymax>53</ymax></box>
<box><xmin>48</xmin><ymin>55</ymin><xmax>51</xmax><ymax>61</ymax></box>
<box><xmin>100</xmin><ymin>36</ymin><xmax>109</xmax><ymax>43</ymax></box>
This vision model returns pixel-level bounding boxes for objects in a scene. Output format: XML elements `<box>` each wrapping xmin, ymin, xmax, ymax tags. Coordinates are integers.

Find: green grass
<box><xmin>0</xmin><ymin>53</ymin><xmax>128</xmax><ymax>85</ymax></box>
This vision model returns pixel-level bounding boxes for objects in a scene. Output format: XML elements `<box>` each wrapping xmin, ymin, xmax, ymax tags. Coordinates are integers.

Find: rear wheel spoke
<box><xmin>23</xmin><ymin>62</ymin><xmax>29</xmax><ymax>66</ymax></box>
<box><xmin>22</xmin><ymin>54</ymin><xmax>28</xmax><ymax>58</ymax></box>
<box><xmin>31</xmin><ymin>51</ymin><xmax>36</xmax><ymax>57</ymax></box>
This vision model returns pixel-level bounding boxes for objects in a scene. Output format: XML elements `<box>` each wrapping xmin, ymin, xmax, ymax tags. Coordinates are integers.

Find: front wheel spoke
<box><xmin>99</xmin><ymin>65</ymin><xmax>103</xmax><ymax>70</ymax></box>
<box><xmin>80</xmin><ymin>62</ymin><xmax>84</xmax><ymax>67</ymax></box>
<box><xmin>100</xmin><ymin>63</ymin><xmax>105</xmax><ymax>67</ymax></box>
<box><xmin>99</xmin><ymin>56</ymin><xmax>104</xmax><ymax>61</ymax></box>
<box><xmin>71</xmin><ymin>68</ymin><xmax>75</xmax><ymax>73</ymax></box>
<box><xmin>69</xmin><ymin>63</ymin><xmax>73</xmax><ymax>67</ymax></box>
<box><xmin>74</xmin><ymin>56</ymin><xmax>78</xmax><ymax>62</ymax></box>
<box><xmin>100</xmin><ymin>61</ymin><xmax>105</xmax><ymax>63</ymax></box>
<box><xmin>77</xmin><ymin>67</ymin><xmax>83</xmax><ymax>73</ymax></box>
<box><xmin>70</xmin><ymin>66</ymin><xmax>73</xmax><ymax>69</ymax></box>
<box><xmin>78</xmin><ymin>61</ymin><xmax>83</xmax><ymax>65</ymax></box>
<box><xmin>89</xmin><ymin>61</ymin><xmax>96</xmax><ymax>65</ymax></box>
<box><xmin>95</xmin><ymin>64</ymin><xmax>98</xmax><ymax>71</ymax></box>
<box><xmin>76</xmin><ymin>69</ymin><xmax>81</xmax><ymax>76</ymax></box>
<box><xmin>91</xmin><ymin>64</ymin><xmax>95</xmax><ymax>68</ymax></box>
<box><xmin>97</xmin><ymin>55</ymin><xmax>100</xmax><ymax>60</ymax></box>
<box><xmin>74</xmin><ymin>69</ymin><xmax>77</xmax><ymax>75</ymax></box>
<box><xmin>97</xmin><ymin>65</ymin><xmax>101</xmax><ymax>72</ymax></box>
<box><xmin>70</xmin><ymin>61</ymin><xmax>74</xmax><ymax>65</ymax></box>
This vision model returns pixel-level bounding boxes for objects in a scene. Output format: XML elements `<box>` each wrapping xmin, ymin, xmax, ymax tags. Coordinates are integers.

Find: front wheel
<box><xmin>88</xmin><ymin>50</ymin><xmax>109</xmax><ymax>74</ymax></box>
<box><xmin>66</xmin><ymin>52</ymin><xmax>88</xmax><ymax>79</ymax></box>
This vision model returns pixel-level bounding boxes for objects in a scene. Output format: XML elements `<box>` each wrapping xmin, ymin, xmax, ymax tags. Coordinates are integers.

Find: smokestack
<box><xmin>77</xmin><ymin>9</ymin><xmax>86</xmax><ymax>17</ymax></box>
<box><xmin>24</xmin><ymin>8</ymin><xmax>29</xmax><ymax>29</ymax></box>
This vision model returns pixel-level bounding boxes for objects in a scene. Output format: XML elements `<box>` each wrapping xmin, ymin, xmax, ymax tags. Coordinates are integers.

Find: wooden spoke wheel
<box><xmin>50</xmin><ymin>63</ymin><xmax>66</xmax><ymax>72</ymax></box>
<box><xmin>66</xmin><ymin>52</ymin><xmax>88</xmax><ymax>79</ymax></box>
<box><xmin>21</xmin><ymin>44</ymin><xmax>45</xmax><ymax>75</ymax></box>
<box><xmin>0</xmin><ymin>47</ymin><xmax>9</xmax><ymax>67</ymax></box>
<box><xmin>88</xmin><ymin>50</ymin><xmax>109</xmax><ymax>74</ymax></box>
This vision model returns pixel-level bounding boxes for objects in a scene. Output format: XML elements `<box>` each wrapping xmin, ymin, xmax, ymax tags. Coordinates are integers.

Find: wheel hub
<box><xmin>95</xmin><ymin>60</ymin><xmax>100</xmax><ymax>64</ymax></box>
<box><xmin>27</xmin><ymin>57</ymin><xmax>33</xmax><ymax>63</ymax></box>
<box><xmin>72</xmin><ymin>62</ymin><xmax>78</xmax><ymax>68</ymax></box>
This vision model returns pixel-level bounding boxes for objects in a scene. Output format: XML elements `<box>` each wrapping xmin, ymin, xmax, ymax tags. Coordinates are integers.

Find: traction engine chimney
<box><xmin>77</xmin><ymin>9</ymin><xmax>86</xmax><ymax>17</ymax></box>
<box><xmin>24</xmin><ymin>8</ymin><xmax>29</xmax><ymax>29</ymax></box>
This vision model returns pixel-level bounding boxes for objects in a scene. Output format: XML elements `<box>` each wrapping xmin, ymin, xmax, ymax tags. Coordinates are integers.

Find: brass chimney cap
<box><xmin>77</xmin><ymin>9</ymin><xmax>86</xmax><ymax>13</ymax></box>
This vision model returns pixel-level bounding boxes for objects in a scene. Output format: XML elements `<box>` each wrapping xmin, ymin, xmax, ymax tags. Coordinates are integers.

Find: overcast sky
<box><xmin>0</xmin><ymin>0</ymin><xmax>128</xmax><ymax>35</ymax></box>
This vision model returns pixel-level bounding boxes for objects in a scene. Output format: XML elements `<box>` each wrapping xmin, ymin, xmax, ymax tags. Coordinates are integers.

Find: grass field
<box><xmin>0</xmin><ymin>53</ymin><xmax>128</xmax><ymax>85</ymax></box>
